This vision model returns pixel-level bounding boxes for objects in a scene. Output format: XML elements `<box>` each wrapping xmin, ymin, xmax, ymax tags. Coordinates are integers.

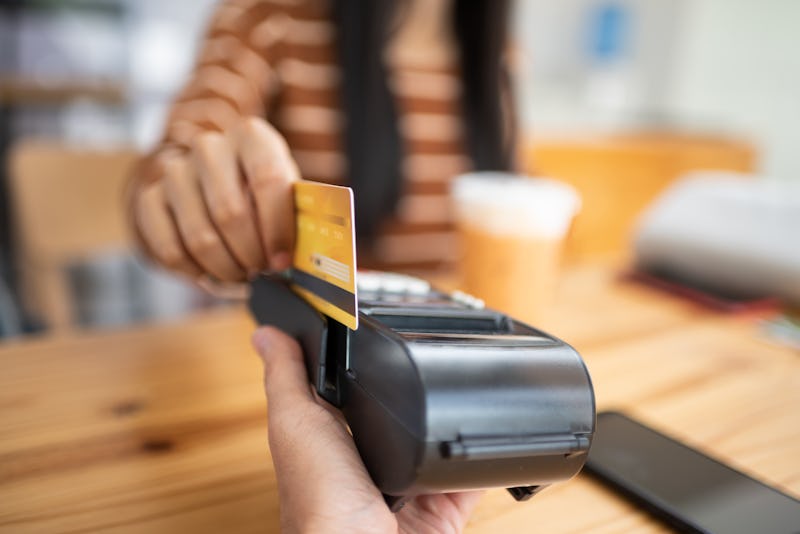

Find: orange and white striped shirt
<box><xmin>150</xmin><ymin>0</ymin><xmax>474</xmax><ymax>271</ymax></box>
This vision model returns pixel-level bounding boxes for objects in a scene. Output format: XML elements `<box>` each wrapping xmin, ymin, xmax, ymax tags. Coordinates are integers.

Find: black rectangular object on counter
<box><xmin>586</xmin><ymin>411</ymin><xmax>800</xmax><ymax>534</ymax></box>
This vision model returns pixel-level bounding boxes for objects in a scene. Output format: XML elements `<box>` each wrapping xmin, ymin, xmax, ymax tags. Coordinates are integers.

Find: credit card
<box><xmin>291</xmin><ymin>181</ymin><xmax>358</xmax><ymax>329</ymax></box>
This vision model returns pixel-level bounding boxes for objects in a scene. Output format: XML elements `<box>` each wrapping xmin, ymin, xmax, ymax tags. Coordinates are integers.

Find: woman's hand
<box><xmin>132</xmin><ymin>117</ymin><xmax>300</xmax><ymax>282</ymax></box>
<box><xmin>252</xmin><ymin>326</ymin><xmax>484</xmax><ymax>534</ymax></box>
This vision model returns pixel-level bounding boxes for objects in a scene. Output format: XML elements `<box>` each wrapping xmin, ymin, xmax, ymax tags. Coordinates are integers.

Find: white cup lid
<box><xmin>452</xmin><ymin>172</ymin><xmax>581</xmax><ymax>238</ymax></box>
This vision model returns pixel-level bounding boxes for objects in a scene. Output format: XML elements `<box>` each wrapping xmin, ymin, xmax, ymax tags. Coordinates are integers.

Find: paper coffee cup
<box><xmin>452</xmin><ymin>172</ymin><xmax>580</xmax><ymax>324</ymax></box>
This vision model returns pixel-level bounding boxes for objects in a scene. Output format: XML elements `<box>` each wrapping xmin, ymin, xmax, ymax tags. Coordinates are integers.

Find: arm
<box><xmin>129</xmin><ymin>0</ymin><xmax>298</xmax><ymax>282</ymax></box>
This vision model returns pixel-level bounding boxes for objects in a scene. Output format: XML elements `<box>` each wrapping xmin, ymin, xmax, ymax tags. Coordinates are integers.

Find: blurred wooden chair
<box><xmin>523</xmin><ymin>131</ymin><xmax>757</xmax><ymax>261</ymax></box>
<box><xmin>8</xmin><ymin>141</ymin><xmax>139</xmax><ymax>330</ymax></box>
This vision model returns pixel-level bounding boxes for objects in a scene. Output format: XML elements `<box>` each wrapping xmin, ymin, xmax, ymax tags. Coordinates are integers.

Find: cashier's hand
<box><xmin>131</xmin><ymin>117</ymin><xmax>299</xmax><ymax>282</ymax></box>
<box><xmin>252</xmin><ymin>326</ymin><xmax>484</xmax><ymax>534</ymax></box>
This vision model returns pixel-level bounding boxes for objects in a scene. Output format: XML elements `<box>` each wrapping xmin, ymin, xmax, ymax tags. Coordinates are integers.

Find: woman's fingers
<box><xmin>135</xmin><ymin>181</ymin><xmax>204</xmax><ymax>279</ymax></box>
<box><xmin>234</xmin><ymin>117</ymin><xmax>299</xmax><ymax>271</ymax></box>
<box><xmin>192</xmin><ymin>131</ymin><xmax>267</xmax><ymax>274</ymax></box>
<box><xmin>162</xmin><ymin>154</ymin><xmax>246</xmax><ymax>281</ymax></box>
<box><xmin>133</xmin><ymin>116</ymin><xmax>300</xmax><ymax>282</ymax></box>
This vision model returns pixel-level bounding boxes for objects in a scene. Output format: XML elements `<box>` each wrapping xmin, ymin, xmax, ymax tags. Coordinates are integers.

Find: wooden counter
<box><xmin>1</xmin><ymin>262</ymin><xmax>797</xmax><ymax>532</ymax></box>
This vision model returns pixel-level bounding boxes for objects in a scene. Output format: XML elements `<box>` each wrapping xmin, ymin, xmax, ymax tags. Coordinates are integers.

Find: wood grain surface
<box><xmin>1</xmin><ymin>262</ymin><xmax>797</xmax><ymax>533</ymax></box>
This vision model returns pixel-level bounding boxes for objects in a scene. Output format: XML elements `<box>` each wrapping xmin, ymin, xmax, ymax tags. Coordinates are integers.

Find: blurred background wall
<box><xmin>0</xmin><ymin>0</ymin><xmax>217</xmax><ymax>147</ymax></box>
<box><xmin>515</xmin><ymin>0</ymin><xmax>800</xmax><ymax>182</ymax></box>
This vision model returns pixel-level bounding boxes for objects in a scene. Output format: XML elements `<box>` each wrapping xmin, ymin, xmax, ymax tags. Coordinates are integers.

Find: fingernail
<box><xmin>252</xmin><ymin>328</ymin><xmax>272</xmax><ymax>356</ymax></box>
<box><xmin>271</xmin><ymin>251</ymin><xmax>292</xmax><ymax>272</ymax></box>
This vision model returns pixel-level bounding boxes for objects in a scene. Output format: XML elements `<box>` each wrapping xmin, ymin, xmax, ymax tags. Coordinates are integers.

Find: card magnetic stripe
<box><xmin>290</xmin><ymin>268</ymin><xmax>357</xmax><ymax>316</ymax></box>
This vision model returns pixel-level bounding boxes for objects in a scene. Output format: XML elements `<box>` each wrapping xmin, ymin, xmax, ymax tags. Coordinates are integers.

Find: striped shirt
<box><xmin>149</xmin><ymin>0</ymin><xmax>474</xmax><ymax>272</ymax></box>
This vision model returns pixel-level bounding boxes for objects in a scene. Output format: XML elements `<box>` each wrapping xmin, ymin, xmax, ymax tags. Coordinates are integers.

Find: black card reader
<box><xmin>249</xmin><ymin>272</ymin><xmax>595</xmax><ymax>511</ymax></box>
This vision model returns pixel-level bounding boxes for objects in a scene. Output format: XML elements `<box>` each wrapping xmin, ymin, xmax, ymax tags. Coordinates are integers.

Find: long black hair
<box><xmin>332</xmin><ymin>0</ymin><xmax>514</xmax><ymax>241</ymax></box>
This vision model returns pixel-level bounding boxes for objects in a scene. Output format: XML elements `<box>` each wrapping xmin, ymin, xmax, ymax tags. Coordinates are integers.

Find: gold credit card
<box><xmin>291</xmin><ymin>181</ymin><xmax>358</xmax><ymax>329</ymax></box>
